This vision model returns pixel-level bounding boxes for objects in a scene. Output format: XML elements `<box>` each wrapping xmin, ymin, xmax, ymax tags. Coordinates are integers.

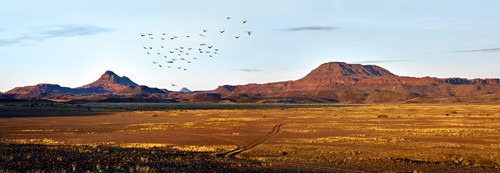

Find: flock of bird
<box><xmin>139</xmin><ymin>17</ymin><xmax>252</xmax><ymax>76</ymax></box>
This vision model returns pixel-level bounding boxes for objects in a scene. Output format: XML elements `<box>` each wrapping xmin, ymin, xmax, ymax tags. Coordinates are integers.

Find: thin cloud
<box><xmin>238</xmin><ymin>69</ymin><xmax>263</xmax><ymax>72</ymax></box>
<box><xmin>352</xmin><ymin>60</ymin><xmax>413</xmax><ymax>64</ymax></box>
<box><xmin>280</xmin><ymin>26</ymin><xmax>339</xmax><ymax>32</ymax></box>
<box><xmin>0</xmin><ymin>25</ymin><xmax>112</xmax><ymax>46</ymax></box>
<box><xmin>40</xmin><ymin>25</ymin><xmax>111</xmax><ymax>38</ymax></box>
<box><xmin>451</xmin><ymin>48</ymin><xmax>500</xmax><ymax>53</ymax></box>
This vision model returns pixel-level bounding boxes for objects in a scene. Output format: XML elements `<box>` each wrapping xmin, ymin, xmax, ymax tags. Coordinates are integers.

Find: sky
<box><xmin>1</xmin><ymin>0</ymin><xmax>499</xmax><ymax>92</ymax></box>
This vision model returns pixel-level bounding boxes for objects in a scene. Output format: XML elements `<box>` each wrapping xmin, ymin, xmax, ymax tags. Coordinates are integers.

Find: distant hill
<box><xmin>179</xmin><ymin>87</ymin><xmax>193</xmax><ymax>93</ymax></box>
<box><xmin>4</xmin><ymin>62</ymin><xmax>500</xmax><ymax>103</ymax></box>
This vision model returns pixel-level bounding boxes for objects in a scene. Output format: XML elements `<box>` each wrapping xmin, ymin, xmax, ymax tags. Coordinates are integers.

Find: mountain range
<box><xmin>2</xmin><ymin>62</ymin><xmax>499</xmax><ymax>103</ymax></box>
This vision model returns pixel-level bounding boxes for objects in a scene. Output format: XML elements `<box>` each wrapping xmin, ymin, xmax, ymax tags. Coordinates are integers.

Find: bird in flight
<box><xmin>171</xmin><ymin>83</ymin><xmax>177</xmax><ymax>86</ymax></box>
<box><xmin>152</xmin><ymin>61</ymin><xmax>157</xmax><ymax>64</ymax></box>
<box><xmin>203</xmin><ymin>29</ymin><xmax>207</xmax><ymax>32</ymax></box>
<box><xmin>220</xmin><ymin>30</ymin><xmax>225</xmax><ymax>33</ymax></box>
<box><xmin>235</xmin><ymin>36</ymin><xmax>240</xmax><ymax>39</ymax></box>
<box><xmin>226</xmin><ymin>17</ymin><xmax>231</xmax><ymax>19</ymax></box>
<box><xmin>140</xmin><ymin>34</ymin><xmax>146</xmax><ymax>37</ymax></box>
<box><xmin>243</xmin><ymin>20</ymin><xmax>247</xmax><ymax>23</ymax></box>
<box><xmin>159</xmin><ymin>65</ymin><xmax>163</xmax><ymax>67</ymax></box>
<box><xmin>247</xmin><ymin>31</ymin><xmax>252</xmax><ymax>35</ymax></box>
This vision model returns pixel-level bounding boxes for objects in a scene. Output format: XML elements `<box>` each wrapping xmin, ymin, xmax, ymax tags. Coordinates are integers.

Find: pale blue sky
<box><xmin>1</xmin><ymin>0</ymin><xmax>499</xmax><ymax>92</ymax></box>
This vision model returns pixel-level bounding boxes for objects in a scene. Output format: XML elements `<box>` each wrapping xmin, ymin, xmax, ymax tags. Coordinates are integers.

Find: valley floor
<box><xmin>1</xmin><ymin>103</ymin><xmax>499</xmax><ymax>172</ymax></box>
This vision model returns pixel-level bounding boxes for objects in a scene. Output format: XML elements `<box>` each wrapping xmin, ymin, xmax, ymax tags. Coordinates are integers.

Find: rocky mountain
<box><xmin>78</xmin><ymin>70</ymin><xmax>139</xmax><ymax>93</ymax></box>
<box><xmin>212</xmin><ymin>62</ymin><xmax>500</xmax><ymax>103</ymax></box>
<box><xmin>5</xmin><ymin>71</ymin><xmax>166</xmax><ymax>97</ymax></box>
<box><xmin>3</xmin><ymin>62</ymin><xmax>499</xmax><ymax>103</ymax></box>
<box><xmin>6</xmin><ymin>84</ymin><xmax>78</xmax><ymax>95</ymax></box>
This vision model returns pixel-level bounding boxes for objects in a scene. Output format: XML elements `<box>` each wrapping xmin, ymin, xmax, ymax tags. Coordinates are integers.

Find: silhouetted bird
<box><xmin>162</xmin><ymin>33</ymin><xmax>166</xmax><ymax>35</ymax></box>
<box><xmin>243</xmin><ymin>20</ymin><xmax>247</xmax><ymax>23</ymax></box>
<box><xmin>235</xmin><ymin>36</ymin><xmax>240</xmax><ymax>39</ymax></box>
<box><xmin>226</xmin><ymin>17</ymin><xmax>231</xmax><ymax>19</ymax></box>
<box><xmin>220</xmin><ymin>30</ymin><xmax>225</xmax><ymax>33</ymax></box>
<box><xmin>203</xmin><ymin>29</ymin><xmax>207</xmax><ymax>32</ymax></box>
<box><xmin>172</xmin><ymin>83</ymin><xmax>177</xmax><ymax>86</ymax></box>
<box><xmin>148</xmin><ymin>33</ymin><xmax>153</xmax><ymax>36</ymax></box>
<box><xmin>247</xmin><ymin>31</ymin><xmax>252</xmax><ymax>35</ymax></box>
<box><xmin>159</xmin><ymin>65</ymin><xmax>162</xmax><ymax>67</ymax></box>
<box><xmin>208</xmin><ymin>46</ymin><xmax>213</xmax><ymax>49</ymax></box>
<box><xmin>153</xmin><ymin>61</ymin><xmax>157</xmax><ymax>64</ymax></box>
<box><xmin>141</xmin><ymin>34</ymin><xmax>146</xmax><ymax>37</ymax></box>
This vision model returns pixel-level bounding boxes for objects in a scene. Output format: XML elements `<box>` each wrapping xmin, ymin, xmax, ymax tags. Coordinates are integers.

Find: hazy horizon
<box><xmin>1</xmin><ymin>0</ymin><xmax>500</xmax><ymax>92</ymax></box>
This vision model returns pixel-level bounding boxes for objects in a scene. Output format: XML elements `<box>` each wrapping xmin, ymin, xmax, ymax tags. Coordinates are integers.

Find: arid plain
<box><xmin>1</xmin><ymin>103</ymin><xmax>499</xmax><ymax>172</ymax></box>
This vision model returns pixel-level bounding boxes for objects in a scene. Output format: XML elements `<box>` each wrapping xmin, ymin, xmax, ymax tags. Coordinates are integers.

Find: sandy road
<box><xmin>221</xmin><ymin>124</ymin><xmax>283</xmax><ymax>158</ymax></box>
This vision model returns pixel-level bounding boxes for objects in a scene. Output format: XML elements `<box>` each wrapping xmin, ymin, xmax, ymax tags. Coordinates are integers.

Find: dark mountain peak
<box><xmin>179</xmin><ymin>87</ymin><xmax>193</xmax><ymax>93</ymax></box>
<box><xmin>81</xmin><ymin>71</ymin><xmax>138</xmax><ymax>89</ymax></box>
<box><xmin>301</xmin><ymin>62</ymin><xmax>397</xmax><ymax>80</ymax></box>
<box><xmin>102</xmin><ymin>70</ymin><xmax>117</xmax><ymax>77</ymax></box>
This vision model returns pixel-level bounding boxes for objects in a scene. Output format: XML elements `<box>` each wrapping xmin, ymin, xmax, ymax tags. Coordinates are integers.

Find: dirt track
<box><xmin>222</xmin><ymin>124</ymin><xmax>283</xmax><ymax>158</ymax></box>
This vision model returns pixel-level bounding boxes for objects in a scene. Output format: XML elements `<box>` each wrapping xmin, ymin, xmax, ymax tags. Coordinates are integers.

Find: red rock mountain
<box><xmin>3</xmin><ymin>62</ymin><xmax>500</xmax><ymax>103</ymax></box>
<box><xmin>5</xmin><ymin>84</ymin><xmax>75</xmax><ymax>95</ymax></box>
<box><xmin>5</xmin><ymin>71</ymin><xmax>165</xmax><ymax>96</ymax></box>
<box><xmin>213</xmin><ymin>62</ymin><xmax>500</xmax><ymax>103</ymax></box>
<box><xmin>78</xmin><ymin>70</ymin><xmax>140</xmax><ymax>93</ymax></box>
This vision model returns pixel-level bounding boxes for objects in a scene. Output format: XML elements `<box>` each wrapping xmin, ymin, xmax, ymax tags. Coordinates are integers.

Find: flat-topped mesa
<box><xmin>300</xmin><ymin>62</ymin><xmax>397</xmax><ymax>80</ymax></box>
<box><xmin>5</xmin><ymin>84</ymin><xmax>73</xmax><ymax>95</ymax></box>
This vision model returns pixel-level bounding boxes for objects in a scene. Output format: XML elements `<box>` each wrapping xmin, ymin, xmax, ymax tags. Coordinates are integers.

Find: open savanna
<box><xmin>1</xmin><ymin>103</ymin><xmax>499</xmax><ymax>172</ymax></box>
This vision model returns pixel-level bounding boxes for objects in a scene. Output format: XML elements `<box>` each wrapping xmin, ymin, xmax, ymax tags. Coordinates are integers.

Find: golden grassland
<box><xmin>1</xmin><ymin>103</ymin><xmax>499</xmax><ymax>172</ymax></box>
